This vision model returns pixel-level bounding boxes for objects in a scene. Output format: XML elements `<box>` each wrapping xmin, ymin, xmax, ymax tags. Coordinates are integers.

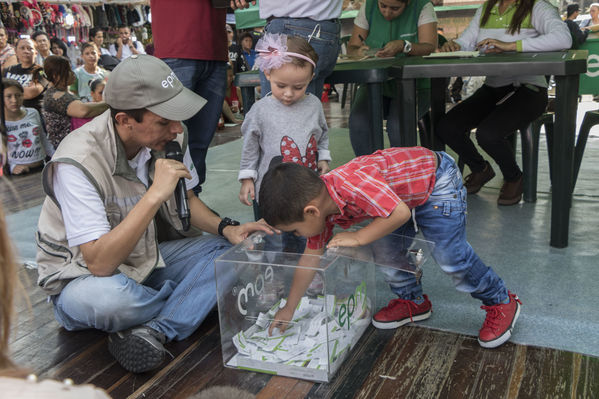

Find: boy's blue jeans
<box><xmin>50</xmin><ymin>236</ymin><xmax>232</xmax><ymax>342</ymax></box>
<box><xmin>380</xmin><ymin>152</ymin><xmax>509</xmax><ymax>306</ymax></box>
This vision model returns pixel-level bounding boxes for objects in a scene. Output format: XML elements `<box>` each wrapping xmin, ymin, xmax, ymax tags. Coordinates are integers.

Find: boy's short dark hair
<box><xmin>259</xmin><ymin>163</ymin><xmax>325</xmax><ymax>226</ymax></box>
<box><xmin>239</xmin><ymin>32</ymin><xmax>253</xmax><ymax>43</ymax></box>
<box><xmin>31</xmin><ymin>30</ymin><xmax>49</xmax><ymax>41</ymax></box>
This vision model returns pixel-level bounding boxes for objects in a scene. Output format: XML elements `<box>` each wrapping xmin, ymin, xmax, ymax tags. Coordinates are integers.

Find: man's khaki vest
<box><xmin>36</xmin><ymin>110</ymin><xmax>200</xmax><ymax>295</ymax></box>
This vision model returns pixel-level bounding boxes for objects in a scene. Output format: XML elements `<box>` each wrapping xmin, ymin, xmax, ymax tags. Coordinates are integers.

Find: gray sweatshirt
<box><xmin>239</xmin><ymin>93</ymin><xmax>331</xmax><ymax>201</ymax></box>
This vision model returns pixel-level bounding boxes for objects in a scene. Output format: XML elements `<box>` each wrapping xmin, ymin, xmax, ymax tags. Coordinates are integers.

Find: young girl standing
<box><xmin>1</xmin><ymin>79</ymin><xmax>53</xmax><ymax>175</ymax></box>
<box><xmin>238</xmin><ymin>33</ymin><xmax>331</xmax><ymax>228</ymax></box>
<box><xmin>70</xmin><ymin>43</ymin><xmax>108</xmax><ymax>102</ymax></box>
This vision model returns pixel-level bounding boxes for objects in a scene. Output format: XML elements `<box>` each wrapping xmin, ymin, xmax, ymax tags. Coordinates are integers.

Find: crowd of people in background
<box><xmin>0</xmin><ymin>24</ymin><xmax>150</xmax><ymax>177</ymax></box>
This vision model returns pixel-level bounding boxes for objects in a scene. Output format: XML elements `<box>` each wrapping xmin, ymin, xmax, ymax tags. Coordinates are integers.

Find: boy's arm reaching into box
<box><xmin>269</xmin><ymin>246</ymin><xmax>325</xmax><ymax>335</ymax></box>
<box><xmin>268</xmin><ymin>202</ymin><xmax>411</xmax><ymax>335</ymax></box>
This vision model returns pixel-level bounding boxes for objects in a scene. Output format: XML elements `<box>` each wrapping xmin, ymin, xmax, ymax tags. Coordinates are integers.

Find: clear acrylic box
<box><xmin>215</xmin><ymin>231</ymin><xmax>434</xmax><ymax>382</ymax></box>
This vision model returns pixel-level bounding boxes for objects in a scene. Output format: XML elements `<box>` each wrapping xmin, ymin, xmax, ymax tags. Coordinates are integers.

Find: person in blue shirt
<box><xmin>239</xmin><ymin>32</ymin><xmax>257</xmax><ymax>70</ymax></box>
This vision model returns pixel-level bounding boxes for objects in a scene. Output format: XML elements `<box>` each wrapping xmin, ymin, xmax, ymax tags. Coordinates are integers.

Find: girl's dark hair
<box><xmin>90</xmin><ymin>27</ymin><xmax>103</xmax><ymax>38</ymax></box>
<box><xmin>480</xmin><ymin>0</ymin><xmax>535</xmax><ymax>34</ymax></box>
<box><xmin>89</xmin><ymin>78</ymin><xmax>104</xmax><ymax>92</ymax></box>
<box><xmin>41</xmin><ymin>55</ymin><xmax>72</xmax><ymax>88</ymax></box>
<box><xmin>2</xmin><ymin>79</ymin><xmax>23</xmax><ymax>93</ymax></box>
<box><xmin>49</xmin><ymin>37</ymin><xmax>68</xmax><ymax>56</ymax></box>
<box><xmin>286</xmin><ymin>36</ymin><xmax>319</xmax><ymax>71</ymax></box>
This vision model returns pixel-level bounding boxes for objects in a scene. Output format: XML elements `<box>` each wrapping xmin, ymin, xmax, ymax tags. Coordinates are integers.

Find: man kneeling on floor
<box><xmin>35</xmin><ymin>54</ymin><xmax>274</xmax><ymax>373</ymax></box>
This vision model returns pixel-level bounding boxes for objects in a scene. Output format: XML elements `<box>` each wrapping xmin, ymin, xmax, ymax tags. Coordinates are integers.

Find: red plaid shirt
<box><xmin>307</xmin><ymin>147</ymin><xmax>437</xmax><ymax>249</ymax></box>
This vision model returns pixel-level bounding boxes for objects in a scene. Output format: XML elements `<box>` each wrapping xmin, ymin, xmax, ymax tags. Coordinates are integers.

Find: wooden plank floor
<box><xmin>11</xmin><ymin>267</ymin><xmax>599</xmax><ymax>399</ymax></box>
<box><xmin>5</xmin><ymin>104</ymin><xmax>599</xmax><ymax>398</ymax></box>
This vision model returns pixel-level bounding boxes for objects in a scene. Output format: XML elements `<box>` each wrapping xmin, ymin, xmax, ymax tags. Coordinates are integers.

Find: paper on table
<box><xmin>423</xmin><ymin>51</ymin><xmax>481</xmax><ymax>58</ymax></box>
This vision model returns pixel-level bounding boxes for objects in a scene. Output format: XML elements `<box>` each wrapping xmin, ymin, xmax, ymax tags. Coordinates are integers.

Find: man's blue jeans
<box><xmin>259</xmin><ymin>18</ymin><xmax>341</xmax><ymax>99</ymax></box>
<box><xmin>163</xmin><ymin>59</ymin><xmax>227</xmax><ymax>192</ymax></box>
<box><xmin>380</xmin><ymin>152</ymin><xmax>509</xmax><ymax>306</ymax></box>
<box><xmin>51</xmin><ymin>236</ymin><xmax>232</xmax><ymax>341</ymax></box>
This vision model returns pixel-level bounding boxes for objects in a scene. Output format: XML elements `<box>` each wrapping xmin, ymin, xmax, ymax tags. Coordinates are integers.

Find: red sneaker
<box><xmin>372</xmin><ymin>295</ymin><xmax>432</xmax><ymax>329</ymax></box>
<box><xmin>478</xmin><ymin>291</ymin><xmax>521</xmax><ymax>348</ymax></box>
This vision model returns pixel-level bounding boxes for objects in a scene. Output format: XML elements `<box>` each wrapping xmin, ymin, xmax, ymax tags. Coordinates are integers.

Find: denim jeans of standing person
<box><xmin>379</xmin><ymin>152</ymin><xmax>509</xmax><ymax>306</ymax></box>
<box><xmin>163</xmin><ymin>59</ymin><xmax>227</xmax><ymax>193</ymax></box>
<box><xmin>349</xmin><ymin>86</ymin><xmax>431</xmax><ymax>156</ymax></box>
<box><xmin>259</xmin><ymin>18</ymin><xmax>341</xmax><ymax>99</ymax></box>
<box><xmin>50</xmin><ymin>236</ymin><xmax>232</xmax><ymax>341</ymax></box>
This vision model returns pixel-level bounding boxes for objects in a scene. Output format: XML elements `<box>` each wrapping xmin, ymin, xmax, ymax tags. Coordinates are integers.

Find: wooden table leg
<box><xmin>551</xmin><ymin>74</ymin><xmax>579</xmax><ymax>248</ymax></box>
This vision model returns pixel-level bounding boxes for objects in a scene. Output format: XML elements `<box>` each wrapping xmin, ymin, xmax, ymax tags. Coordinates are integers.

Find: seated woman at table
<box><xmin>435</xmin><ymin>0</ymin><xmax>571</xmax><ymax>205</ymax></box>
<box><xmin>347</xmin><ymin>0</ymin><xmax>437</xmax><ymax>156</ymax></box>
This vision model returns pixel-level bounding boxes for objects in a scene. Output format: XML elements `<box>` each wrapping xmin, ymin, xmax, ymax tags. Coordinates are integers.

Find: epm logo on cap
<box><xmin>162</xmin><ymin>71</ymin><xmax>179</xmax><ymax>89</ymax></box>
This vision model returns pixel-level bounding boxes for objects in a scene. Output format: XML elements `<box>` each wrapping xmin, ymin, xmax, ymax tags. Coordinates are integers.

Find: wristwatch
<box><xmin>218</xmin><ymin>217</ymin><xmax>240</xmax><ymax>236</ymax></box>
<box><xmin>403</xmin><ymin>40</ymin><xmax>412</xmax><ymax>54</ymax></box>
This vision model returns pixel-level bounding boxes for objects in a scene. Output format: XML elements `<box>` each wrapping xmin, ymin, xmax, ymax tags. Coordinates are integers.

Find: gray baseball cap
<box><xmin>104</xmin><ymin>54</ymin><xmax>206</xmax><ymax>121</ymax></box>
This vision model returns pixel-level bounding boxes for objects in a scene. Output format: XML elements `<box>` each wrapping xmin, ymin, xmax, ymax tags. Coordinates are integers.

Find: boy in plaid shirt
<box><xmin>259</xmin><ymin>147</ymin><xmax>521</xmax><ymax>349</ymax></box>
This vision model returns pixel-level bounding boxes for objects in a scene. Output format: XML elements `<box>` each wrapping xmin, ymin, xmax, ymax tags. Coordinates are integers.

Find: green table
<box><xmin>390</xmin><ymin>50</ymin><xmax>588</xmax><ymax>248</ymax></box>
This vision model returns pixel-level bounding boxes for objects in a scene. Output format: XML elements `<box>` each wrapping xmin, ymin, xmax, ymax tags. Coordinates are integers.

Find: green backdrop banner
<box><xmin>579</xmin><ymin>37</ymin><xmax>599</xmax><ymax>95</ymax></box>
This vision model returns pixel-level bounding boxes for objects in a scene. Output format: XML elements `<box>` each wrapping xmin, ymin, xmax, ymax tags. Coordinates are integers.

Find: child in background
<box><xmin>222</xmin><ymin>64</ymin><xmax>243</xmax><ymax>124</ymax></box>
<box><xmin>88</xmin><ymin>78</ymin><xmax>105</xmax><ymax>103</ymax></box>
<box><xmin>1</xmin><ymin>78</ymin><xmax>53</xmax><ymax>175</ymax></box>
<box><xmin>238</xmin><ymin>33</ymin><xmax>331</xmax><ymax>222</ymax></box>
<box><xmin>70</xmin><ymin>78</ymin><xmax>106</xmax><ymax>130</ymax></box>
<box><xmin>70</xmin><ymin>43</ymin><xmax>107</xmax><ymax>102</ymax></box>
<box><xmin>259</xmin><ymin>148</ymin><xmax>521</xmax><ymax>349</ymax></box>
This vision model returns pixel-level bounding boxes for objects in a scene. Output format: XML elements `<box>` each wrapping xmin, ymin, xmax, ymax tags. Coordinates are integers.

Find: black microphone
<box><xmin>165</xmin><ymin>141</ymin><xmax>190</xmax><ymax>231</ymax></box>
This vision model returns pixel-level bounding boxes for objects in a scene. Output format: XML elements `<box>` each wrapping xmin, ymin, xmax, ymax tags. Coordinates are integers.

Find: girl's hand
<box><xmin>440</xmin><ymin>40</ymin><xmax>461</xmax><ymax>52</ymax></box>
<box><xmin>327</xmin><ymin>231</ymin><xmax>361</xmax><ymax>248</ymax></box>
<box><xmin>239</xmin><ymin>179</ymin><xmax>255</xmax><ymax>206</ymax></box>
<box><xmin>317</xmin><ymin>160</ymin><xmax>330</xmax><ymax>175</ymax></box>
<box><xmin>476</xmin><ymin>38</ymin><xmax>516</xmax><ymax>53</ymax></box>
<box><xmin>375</xmin><ymin>40</ymin><xmax>404</xmax><ymax>58</ymax></box>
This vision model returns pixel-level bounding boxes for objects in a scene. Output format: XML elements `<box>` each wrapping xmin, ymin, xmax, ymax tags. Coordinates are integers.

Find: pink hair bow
<box><xmin>254</xmin><ymin>33</ymin><xmax>316</xmax><ymax>72</ymax></box>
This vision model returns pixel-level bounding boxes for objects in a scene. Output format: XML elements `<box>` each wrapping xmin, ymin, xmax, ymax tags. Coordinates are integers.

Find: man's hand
<box><xmin>230</xmin><ymin>0</ymin><xmax>256</xmax><ymax>10</ymax></box>
<box><xmin>268</xmin><ymin>305</ymin><xmax>295</xmax><ymax>335</ymax></box>
<box><xmin>147</xmin><ymin>158</ymin><xmax>191</xmax><ymax>204</ymax></box>
<box><xmin>476</xmin><ymin>38</ymin><xmax>516</xmax><ymax>53</ymax></box>
<box><xmin>222</xmin><ymin>219</ymin><xmax>277</xmax><ymax>245</ymax></box>
<box><xmin>375</xmin><ymin>40</ymin><xmax>404</xmax><ymax>58</ymax></box>
<box><xmin>116</xmin><ymin>37</ymin><xmax>123</xmax><ymax>48</ymax></box>
<box><xmin>317</xmin><ymin>160</ymin><xmax>330</xmax><ymax>175</ymax></box>
<box><xmin>327</xmin><ymin>231</ymin><xmax>361</xmax><ymax>248</ymax></box>
<box><xmin>440</xmin><ymin>40</ymin><xmax>461</xmax><ymax>52</ymax></box>
<box><xmin>239</xmin><ymin>179</ymin><xmax>255</xmax><ymax>206</ymax></box>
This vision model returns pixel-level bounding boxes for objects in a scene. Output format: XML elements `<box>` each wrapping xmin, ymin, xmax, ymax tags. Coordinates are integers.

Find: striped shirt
<box><xmin>307</xmin><ymin>147</ymin><xmax>437</xmax><ymax>249</ymax></box>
